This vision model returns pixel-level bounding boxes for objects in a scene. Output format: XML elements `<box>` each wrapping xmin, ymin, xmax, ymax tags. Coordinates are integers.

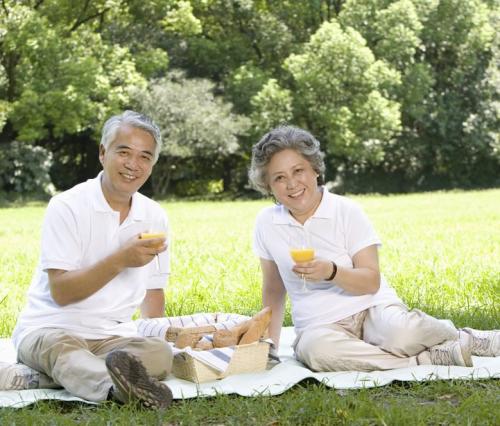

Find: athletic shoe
<box><xmin>0</xmin><ymin>362</ymin><xmax>39</xmax><ymax>390</ymax></box>
<box><xmin>105</xmin><ymin>350</ymin><xmax>172</xmax><ymax>409</ymax></box>
<box><xmin>461</xmin><ymin>328</ymin><xmax>500</xmax><ymax>357</ymax></box>
<box><xmin>429</xmin><ymin>340</ymin><xmax>472</xmax><ymax>367</ymax></box>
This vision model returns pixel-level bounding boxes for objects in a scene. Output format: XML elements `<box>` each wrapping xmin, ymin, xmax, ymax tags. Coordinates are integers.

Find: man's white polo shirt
<box><xmin>12</xmin><ymin>173</ymin><xmax>170</xmax><ymax>348</ymax></box>
<box><xmin>253</xmin><ymin>188</ymin><xmax>401</xmax><ymax>333</ymax></box>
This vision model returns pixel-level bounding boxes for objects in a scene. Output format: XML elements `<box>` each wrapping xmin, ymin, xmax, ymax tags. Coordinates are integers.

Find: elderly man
<box><xmin>11</xmin><ymin>111</ymin><xmax>173</xmax><ymax>409</ymax></box>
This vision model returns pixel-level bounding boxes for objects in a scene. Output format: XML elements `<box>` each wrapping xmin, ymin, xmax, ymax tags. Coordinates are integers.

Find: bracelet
<box><xmin>326</xmin><ymin>261</ymin><xmax>337</xmax><ymax>281</ymax></box>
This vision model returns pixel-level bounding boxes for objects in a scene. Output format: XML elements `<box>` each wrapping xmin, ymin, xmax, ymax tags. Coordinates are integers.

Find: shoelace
<box><xmin>470</xmin><ymin>336</ymin><xmax>491</xmax><ymax>355</ymax></box>
<box><xmin>9</xmin><ymin>371</ymin><xmax>38</xmax><ymax>390</ymax></box>
<box><xmin>431</xmin><ymin>347</ymin><xmax>456</xmax><ymax>365</ymax></box>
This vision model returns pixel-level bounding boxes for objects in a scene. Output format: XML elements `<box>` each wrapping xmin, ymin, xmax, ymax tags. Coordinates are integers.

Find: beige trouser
<box><xmin>293</xmin><ymin>303</ymin><xmax>458</xmax><ymax>372</ymax></box>
<box><xmin>17</xmin><ymin>328</ymin><xmax>173</xmax><ymax>402</ymax></box>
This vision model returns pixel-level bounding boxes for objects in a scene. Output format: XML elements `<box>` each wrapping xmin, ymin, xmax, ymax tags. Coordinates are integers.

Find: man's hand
<box><xmin>49</xmin><ymin>234</ymin><xmax>167</xmax><ymax>306</ymax></box>
<box><xmin>117</xmin><ymin>235</ymin><xmax>167</xmax><ymax>268</ymax></box>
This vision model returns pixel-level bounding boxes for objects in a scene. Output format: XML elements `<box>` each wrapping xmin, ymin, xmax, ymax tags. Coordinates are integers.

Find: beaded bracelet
<box><xmin>326</xmin><ymin>261</ymin><xmax>337</xmax><ymax>281</ymax></box>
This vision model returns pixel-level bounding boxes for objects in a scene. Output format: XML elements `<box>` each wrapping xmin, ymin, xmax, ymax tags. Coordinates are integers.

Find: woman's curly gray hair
<box><xmin>248</xmin><ymin>126</ymin><xmax>326</xmax><ymax>195</ymax></box>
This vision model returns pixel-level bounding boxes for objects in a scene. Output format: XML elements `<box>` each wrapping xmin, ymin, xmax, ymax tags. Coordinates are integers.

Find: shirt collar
<box><xmin>91</xmin><ymin>171</ymin><xmax>146</xmax><ymax>221</ymax></box>
<box><xmin>272</xmin><ymin>186</ymin><xmax>335</xmax><ymax>225</ymax></box>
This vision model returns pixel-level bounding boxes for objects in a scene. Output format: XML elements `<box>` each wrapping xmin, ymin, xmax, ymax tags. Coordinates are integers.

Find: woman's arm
<box><xmin>261</xmin><ymin>258</ymin><xmax>287</xmax><ymax>349</ymax></box>
<box><xmin>292</xmin><ymin>244</ymin><xmax>381</xmax><ymax>295</ymax></box>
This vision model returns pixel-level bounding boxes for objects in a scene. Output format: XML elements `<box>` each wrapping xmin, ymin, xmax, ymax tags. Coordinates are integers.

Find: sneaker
<box><xmin>429</xmin><ymin>340</ymin><xmax>472</xmax><ymax>367</ymax></box>
<box><xmin>461</xmin><ymin>328</ymin><xmax>500</xmax><ymax>357</ymax></box>
<box><xmin>0</xmin><ymin>362</ymin><xmax>39</xmax><ymax>390</ymax></box>
<box><xmin>105</xmin><ymin>350</ymin><xmax>172</xmax><ymax>409</ymax></box>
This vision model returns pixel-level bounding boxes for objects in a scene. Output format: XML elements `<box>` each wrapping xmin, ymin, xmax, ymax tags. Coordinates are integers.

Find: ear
<box><xmin>99</xmin><ymin>144</ymin><xmax>106</xmax><ymax>167</ymax></box>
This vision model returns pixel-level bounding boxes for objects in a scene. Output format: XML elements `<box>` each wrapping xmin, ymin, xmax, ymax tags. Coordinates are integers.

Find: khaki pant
<box><xmin>293</xmin><ymin>303</ymin><xmax>458</xmax><ymax>372</ymax></box>
<box><xmin>17</xmin><ymin>328</ymin><xmax>173</xmax><ymax>402</ymax></box>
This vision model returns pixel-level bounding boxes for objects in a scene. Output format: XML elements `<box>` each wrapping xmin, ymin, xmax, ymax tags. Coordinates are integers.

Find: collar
<box><xmin>90</xmin><ymin>171</ymin><xmax>146</xmax><ymax>221</ymax></box>
<box><xmin>272</xmin><ymin>186</ymin><xmax>335</xmax><ymax>225</ymax></box>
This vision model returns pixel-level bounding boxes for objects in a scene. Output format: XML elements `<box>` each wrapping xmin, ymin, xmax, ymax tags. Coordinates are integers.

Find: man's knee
<box><xmin>131</xmin><ymin>337</ymin><xmax>173</xmax><ymax>379</ymax></box>
<box><xmin>18</xmin><ymin>329</ymin><xmax>88</xmax><ymax>376</ymax></box>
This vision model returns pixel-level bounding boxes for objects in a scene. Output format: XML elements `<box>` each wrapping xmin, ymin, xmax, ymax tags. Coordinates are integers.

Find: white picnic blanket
<box><xmin>1</xmin><ymin>327</ymin><xmax>499</xmax><ymax>408</ymax></box>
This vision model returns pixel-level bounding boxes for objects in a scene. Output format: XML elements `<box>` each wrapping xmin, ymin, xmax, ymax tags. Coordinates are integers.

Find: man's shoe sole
<box><xmin>105</xmin><ymin>350</ymin><xmax>172</xmax><ymax>409</ymax></box>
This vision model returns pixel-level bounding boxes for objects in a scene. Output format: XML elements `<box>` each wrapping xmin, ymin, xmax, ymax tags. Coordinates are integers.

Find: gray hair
<box><xmin>100</xmin><ymin>110</ymin><xmax>162</xmax><ymax>163</ymax></box>
<box><xmin>249</xmin><ymin>125</ymin><xmax>326</xmax><ymax>195</ymax></box>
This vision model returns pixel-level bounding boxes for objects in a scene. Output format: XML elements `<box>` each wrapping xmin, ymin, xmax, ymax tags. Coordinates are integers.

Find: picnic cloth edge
<box><xmin>1</xmin><ymin>327</ymin><xmax>499</xmax><ymax>408</ymax></box>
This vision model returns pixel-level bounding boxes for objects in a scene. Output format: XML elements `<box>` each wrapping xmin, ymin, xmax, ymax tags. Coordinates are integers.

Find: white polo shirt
<box><xmin>12</xmin><ymin>173</ymin><xmax>170</xmax><ymax>348</ymax></box>
<box><xmin>253</xmin><ymin>188</ymin><xmax>401</xmax><ymax>333</ymax></box>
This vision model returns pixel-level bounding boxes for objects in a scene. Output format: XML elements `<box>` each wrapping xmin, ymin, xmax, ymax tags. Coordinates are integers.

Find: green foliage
<box><xmin>284</xmin><ymin>19</ymin><xmax>402</xmax><ymax>165</ymax></box>
<box><xmin>0</xmin><ymin>2</ymin><xmax>146</xmax><ymax>141</ymax></box>
<box><xmin>133</xmin><ymin>48</ymin><xmax>169</xmax><ymax>80</ymax></box>
<box><xmin>224</xmin><ymin>63</ymin><xmax>271</xmax><ymax>114</ymax></box>
<box><xmin>0</xmin><ymin>141</ymin><xmax>54</xmax><ymax>196</ymax></box>
<box><xmin>0</xmin><ymin>0</ymin><xmax>499</xmax><ymax>195</ymax></box>
<box><xmin>250</xmin><ymin>78</ymin><xmax>293</xmax><ymax>136</ymax></box>
<box><xmin>131</xmin><ymin>70</ymin><xmax>250</xmax><ymax>195</ymax></box>
<box><xmin>161</xmin><ymin>0</ymin><xmax>202</xmax><ymax>35</ymax></box>
<box><xmin>171</xmin><ymin>0</ymin><xmax>296</xmax><ymax>79</ymax></box>
<box><xmin>338</xmin><ymin>0</ymin><xmax>500</xmax><ymax>189</ymax></box>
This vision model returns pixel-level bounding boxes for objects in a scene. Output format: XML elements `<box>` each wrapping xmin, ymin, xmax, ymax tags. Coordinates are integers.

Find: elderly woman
<box><xmin>249</xmin><ymin>125</ymin><xmax>498</xmax><ymax>372</ymax></box>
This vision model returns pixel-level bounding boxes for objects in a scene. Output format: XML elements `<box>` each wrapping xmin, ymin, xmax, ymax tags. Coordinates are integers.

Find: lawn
<box><xmin>1</xmin><ymin>189</ymin><xmax>499</xmax><ymax>424</ymax></box>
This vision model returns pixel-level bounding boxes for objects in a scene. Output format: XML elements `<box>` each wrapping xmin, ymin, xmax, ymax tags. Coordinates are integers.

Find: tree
<box><xmin>284</xmin><ymin>19</ymin><xmax>401</xmax><ymax>168</ymax></box>
<box><xmin>0</xmin><ymin>1</ymin><xmax>146</xmax><ymax>141</ymax></box>
<box><xmin>0</xmin><ymin>0</ymin><xmax>201</xmax><ymax>191</ymax></box>
<box><xmin>131</xmin><ymin>70</ymin><xmax>250</xmax><ymax>195</ymax></box>
<box><xmin>250</xmin><ymin>78</ymin><xmax>293</xmax><ymax>137</ymax></box>
<box><xmin>339</xmin><ymin>0</ymin><xmax>499</xmax><ymax>189</ymax></box>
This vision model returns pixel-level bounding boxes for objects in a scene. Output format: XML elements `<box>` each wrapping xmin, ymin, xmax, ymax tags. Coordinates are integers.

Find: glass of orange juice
<box><xmin>289</xmin><ymin>230</ymin><xmax>314</xmax><ymax>291</ymax></box>
<box><xmin>140</xmin><ymin>232</ymin><xmax>166</xmax><ymax>270</ymax></box>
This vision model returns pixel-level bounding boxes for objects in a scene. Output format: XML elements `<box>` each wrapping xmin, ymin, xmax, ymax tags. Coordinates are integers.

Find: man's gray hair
<box><xmin>249</xmin><ymin>125</ymin><xmax>326</xmax><ymax>195</ymax></box>
<box><xmin>100</xmin><ymin>110</ymin><xmax>162</xmax><ymax>163</ymax></box>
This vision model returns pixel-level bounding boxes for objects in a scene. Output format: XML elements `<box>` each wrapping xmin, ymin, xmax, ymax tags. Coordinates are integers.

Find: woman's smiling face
<box><xmin>267</xmin><ymin>149</ymin><xmax>322</xmax><ymax>223</ymax></box>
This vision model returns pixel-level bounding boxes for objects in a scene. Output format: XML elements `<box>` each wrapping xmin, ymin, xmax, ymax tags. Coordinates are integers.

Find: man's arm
<box><xmin>49</xmin><ymin>235</ymin><xmax>166</xmax><ymax>306</ymax></box>
<box><xmin>140</xmin><ymin>289</ymin><xmax>166</xmax><ymax>318</ymax></box>
<box><xmin>261</xmin><ymin>258</ymin><xmax>287</xmax><ymax>349</ymax></box>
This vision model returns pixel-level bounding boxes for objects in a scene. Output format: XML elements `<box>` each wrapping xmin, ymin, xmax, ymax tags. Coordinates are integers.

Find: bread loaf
<box><xmin>212</xmin><ymin>320</ymin><xmax>250</xmax><ymax>348</ymax></box>
<box><xmin>239</xmin><ymin>306</ymin><xmax>272</xmax><ymax>345</ymax></box>
<box><xmin>213</xmin><ymin>307</ymin><xmax>272</xmax><ymax>347</ymax></box>
<box><xmin>175</xmin><ymin>331</ymin><xmax>202</xmax><ymax>349</ymax></box>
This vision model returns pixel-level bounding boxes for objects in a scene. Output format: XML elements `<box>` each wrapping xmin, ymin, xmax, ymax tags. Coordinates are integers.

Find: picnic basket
<box><xmin>172</xmin><ymin>341</ymin><xmax>270</xmax><ymax>383</ymax></box>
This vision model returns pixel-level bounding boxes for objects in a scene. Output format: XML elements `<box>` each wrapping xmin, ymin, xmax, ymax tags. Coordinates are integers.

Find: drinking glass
<box><xmin>289</xmin><ymin>229</ymin><xmax>315</xmax><ymax>291</ymax></box>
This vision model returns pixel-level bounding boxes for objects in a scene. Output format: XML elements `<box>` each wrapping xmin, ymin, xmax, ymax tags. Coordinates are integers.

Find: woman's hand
<box><xmin>292</xmin><ymin>245</ymin><xmax>381</xmax><ymax>295</ymax></box>
<box><xmin>292</xmin><ymin>259</ymin><xmax>333</xmax><ymax>282</ymax></box>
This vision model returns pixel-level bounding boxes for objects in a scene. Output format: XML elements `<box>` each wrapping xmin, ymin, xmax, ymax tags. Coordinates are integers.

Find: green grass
<box><xmin>1</xmin><ymin>189</ymin><xmax>499</xmax><ymax>424</ymax></box>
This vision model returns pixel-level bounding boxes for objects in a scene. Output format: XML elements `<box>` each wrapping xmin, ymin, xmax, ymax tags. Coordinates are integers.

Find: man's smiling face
<box><xmin>99</xmin><ymin>124</ymin><xmax>156</xmax><ymax>202</ymax></box>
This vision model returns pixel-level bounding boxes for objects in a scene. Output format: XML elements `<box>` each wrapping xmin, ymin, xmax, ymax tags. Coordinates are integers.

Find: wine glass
<box><xmin>289</xmin><ymin>228</ymin><xmax>315</xmax><ymax>291</ymax></box>
<box><xmin>140</xmin><ymin>232</ymin><xmax>166</xmax><ymax>271</ymax></box>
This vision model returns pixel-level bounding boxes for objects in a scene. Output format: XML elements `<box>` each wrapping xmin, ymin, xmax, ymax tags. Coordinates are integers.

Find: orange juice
<box><xmin>290</xmin><ymin>248</ymin><xmax>315</xmax><ymax>262</ymax></box>
<box><xmin>140</xmin><ymin>232</ymin><xmax>166</xmax><ymax>249</ymax></box>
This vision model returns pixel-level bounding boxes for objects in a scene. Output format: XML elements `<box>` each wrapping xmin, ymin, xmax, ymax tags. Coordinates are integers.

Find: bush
<box><xmin>0</xmin><ymin>141</ymin><xmax>54</xmax><ymax>197</ymax></box>
<box><xmin>173</xmin><ymin>179</ymin><xmax>224</xmax><ymax>197</ymax></box>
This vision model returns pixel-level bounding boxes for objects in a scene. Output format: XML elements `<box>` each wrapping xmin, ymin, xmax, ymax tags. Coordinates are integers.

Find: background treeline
<box><xmin>0</xmin><ymin>0</ymin><xmax>499</xmax><ymax>198</ymax></box>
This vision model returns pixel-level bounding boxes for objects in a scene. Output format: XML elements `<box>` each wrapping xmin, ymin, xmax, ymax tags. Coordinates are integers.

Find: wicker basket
<box><xmin>172</xmin><ymin>341</ymin><xmax>270</xmax><ymax>383</ymax></box>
